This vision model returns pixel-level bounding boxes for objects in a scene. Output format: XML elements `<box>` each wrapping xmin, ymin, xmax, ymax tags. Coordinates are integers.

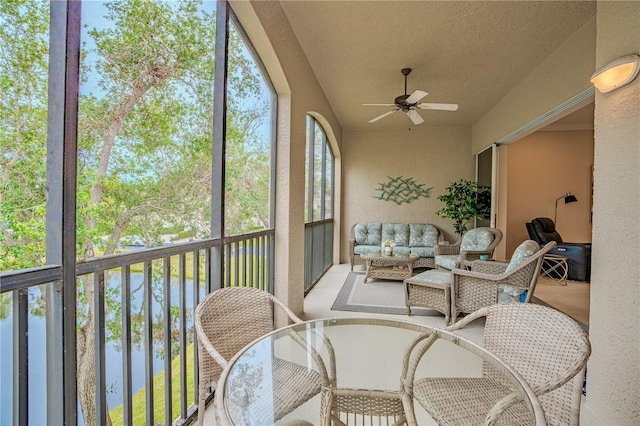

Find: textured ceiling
<box><xmin>280</xmin><ymin>1</ymin><xmax>596</xmax><ymax>130</ymax></box>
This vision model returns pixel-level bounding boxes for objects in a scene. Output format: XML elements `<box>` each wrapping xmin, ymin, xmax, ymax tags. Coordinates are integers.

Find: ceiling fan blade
<box><xmin>405</xmin><ymin>90</ymin><xmax>428</xmax><ymax>104</ymax></box>
<box><xmin>362</xmin><ymin>103</ymin><xmax>397</xmax><ymax>107</ymax></box>
<box><xmin>417</xmin><ymin>102</ymin><xmax>459</xmax><ymax>111</ymax></box>
<box><xmin>368</xmin><ymin>109</ymin><xmax>398</xmax><ymax>123</ymax></box>
<box><xmin>406</xmin><ymin>109</ymin><xmax>424</xmax><ymax>125</ymax></box>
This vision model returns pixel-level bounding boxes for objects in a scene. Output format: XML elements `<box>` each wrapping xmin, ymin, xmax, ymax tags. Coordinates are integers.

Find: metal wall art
<box><xmin>374</xmin><ymin>176</ymin><xmax>433</xmax><ymax>205</ymax></box>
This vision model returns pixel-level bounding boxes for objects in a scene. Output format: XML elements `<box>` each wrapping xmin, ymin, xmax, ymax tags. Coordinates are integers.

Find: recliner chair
<box><xmin>526</xmin><ymin>217</ymin><xmax>591</xmax><ymax>282</ymax></box>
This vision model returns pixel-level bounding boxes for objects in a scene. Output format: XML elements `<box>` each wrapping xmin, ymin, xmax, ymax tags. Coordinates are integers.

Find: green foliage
<box><xmin>2</xmin><ymin>1</ymin><xmax>274</xmax><ymax>424</ymax></box>
<box><xmin>436</xmin><ymin>179</ymin><xmax>491</xmax><ymax>235</ymax></box>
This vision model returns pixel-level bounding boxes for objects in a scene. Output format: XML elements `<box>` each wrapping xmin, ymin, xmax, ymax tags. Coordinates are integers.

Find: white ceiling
<box><xmin>280</xmin><ymin>1</ymin><xmax>596</xmax><ymax>130</ymax></box>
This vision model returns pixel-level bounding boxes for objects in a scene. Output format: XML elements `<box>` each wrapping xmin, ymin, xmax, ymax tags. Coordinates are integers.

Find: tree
<box><xmin>435</xmin><ymin>179</ymin><xmax>491</xmax><ymax>235</ymax></box>
<box><xmin>0</xmin><ymin>0</ymin><xmax>49</xmax><ymax>271</ymax></box>
<box><xmin>2</xmin><ymin>0</ymin><xmax>272</xmax><ymax>424</ymax></box>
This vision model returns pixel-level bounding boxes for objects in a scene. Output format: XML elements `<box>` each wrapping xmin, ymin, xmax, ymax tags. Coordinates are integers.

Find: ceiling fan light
<box><xmin>590</xmin><ymin>54</ymin><xmax>640</xmax><ymax>93</ymax></box>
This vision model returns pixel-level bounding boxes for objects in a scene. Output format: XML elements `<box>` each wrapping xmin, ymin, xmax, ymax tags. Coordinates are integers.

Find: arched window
<box><xmin>305</xmin><ymin>116</ymin><xmax>334</xmax><ymax>222</ymax></box>
<box><xmin>304</xmin><ymin>115</ymin><xmax>335</xmax><ymax>291</ymax></box>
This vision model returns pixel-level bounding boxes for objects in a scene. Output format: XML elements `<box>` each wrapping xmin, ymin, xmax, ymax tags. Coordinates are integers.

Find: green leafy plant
<box><xmin>436</xmin><ymin>179</ymin><xmax>491</xmax><ymax>235</ymax></box>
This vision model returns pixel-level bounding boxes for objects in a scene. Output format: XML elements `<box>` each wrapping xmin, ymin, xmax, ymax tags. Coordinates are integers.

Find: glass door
<box><xmin>476</xmin><ymin>145</ymin><xmax>497</xmax><ymax>227</ymax></box>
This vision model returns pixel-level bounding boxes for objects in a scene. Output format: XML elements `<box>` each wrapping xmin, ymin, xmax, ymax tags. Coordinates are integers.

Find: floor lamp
<box><xmin>554</xmin><ymin>193</ymin><xmax>578</xmax><ymax>223</ymax></box>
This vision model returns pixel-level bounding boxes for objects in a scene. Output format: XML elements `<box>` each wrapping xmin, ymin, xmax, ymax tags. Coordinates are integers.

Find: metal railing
<box><xmin>0</xmin><ymin>229</ymin><xmax>274</xmax><ymax>426</ymax></box>
<box><xmin>304</xmin><ymin>219</ymin><xmax>334</xmax><ymax>293</ymax></box>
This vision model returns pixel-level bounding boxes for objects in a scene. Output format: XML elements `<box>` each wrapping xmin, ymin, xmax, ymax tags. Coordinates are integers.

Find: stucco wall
<box><xmin>341</xmin><ymin>126</ymin><xmax>474</xmax><ymax>262</ymax></box>
<box><xmin>504</xmin><ymin>130</ymin><xmax>594</xmax><ymax>255</ymax></box>
<box><xmin>587</xmin><ymin>1</ymin><xmax>640</xmax><ymax>424</ymax></box>
<box><xmin>231</xmin><ymin>1</ymin><xmax>343</xmax><ymax>320</ymax></box>
<box><xmin>472</xmin><ymin>17</ymin><xmax>596</xmax><ymax>153</ymax></box>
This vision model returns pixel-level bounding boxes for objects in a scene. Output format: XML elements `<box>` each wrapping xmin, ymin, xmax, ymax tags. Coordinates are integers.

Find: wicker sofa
<box><xmin>349</xmin><ymin>222</ymin><xmax>444</xmax><ymax>270</ymax></box>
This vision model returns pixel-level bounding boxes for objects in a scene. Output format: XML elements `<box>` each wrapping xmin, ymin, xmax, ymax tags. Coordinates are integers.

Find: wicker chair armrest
<box><xmin>459</xmin><ymin>250</ymin><xmax>493</xmax><ymax>262</ymax></box>
<box><xmin>445</xmin><ymin>307</ymin><xmax>490</xmax><ymax>332</ymax></box>
<box><xmin>452</xmin><ymin>266</ymin><xmax>507</xmax><ymax>282</ymax></box>
<box><xmin>435</xmin><ymin>244</ymin><xmax>461</xmax><ymax>255</ymax></box>
<box><xmin>271</xmin><ymin>294</ymin><xmax>304</xmax><ymax>323</ymax></box>
<box><xmin>195</xmin><ymin>321</ymin><xmax>228</xmax><ymax>368</ymax></box>
<box><xmin>470</xmin><ymin>260</ymin><xmax>509</xmax><ymax>275</ymax></box>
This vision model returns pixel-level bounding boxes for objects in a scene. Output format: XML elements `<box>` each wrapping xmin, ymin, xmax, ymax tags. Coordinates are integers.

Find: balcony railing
<box><xmin>0</xmin><ymin>229</ymin><xmax>274</xmax><ymax>426</ymax></box>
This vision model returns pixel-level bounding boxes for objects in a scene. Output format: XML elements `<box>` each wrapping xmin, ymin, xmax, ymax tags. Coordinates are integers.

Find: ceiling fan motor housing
<box><xmin>395</xmin><ymin>94</ymin><xmax>411</xmax><ymax>105</ymax></box>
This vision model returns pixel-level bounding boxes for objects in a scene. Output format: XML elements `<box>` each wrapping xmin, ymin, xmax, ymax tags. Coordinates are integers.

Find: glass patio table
<box><xmin>213</xmin><ymin>318</ymin><xmax>545</xmax><ymax>425</ymax></box>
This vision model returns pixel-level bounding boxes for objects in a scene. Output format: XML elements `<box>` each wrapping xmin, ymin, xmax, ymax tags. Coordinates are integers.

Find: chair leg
<box><xmin>197</xmin><ymin>394</ymin><xmax>205</xmax><ymax>426</ymax></box>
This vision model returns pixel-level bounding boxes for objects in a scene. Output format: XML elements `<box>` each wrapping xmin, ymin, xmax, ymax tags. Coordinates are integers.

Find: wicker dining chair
<box><xmin>450</xmin><ymin>240</ymin><xmax>556</xmax><ymax>323</ymax></box>
<box><xmin>404</xmin><ymin>303</ymin><xmax>591</xmax><ymax>425</ymax></box>
<box><xmin>320</xmin><ymin>387</ymin><xmax>408</xmax><ymax>426</ymax></box>
<box><xmin>194</xmin><ymin>286</ymin><xmax>325</xmax><ymax>426</ymax></box>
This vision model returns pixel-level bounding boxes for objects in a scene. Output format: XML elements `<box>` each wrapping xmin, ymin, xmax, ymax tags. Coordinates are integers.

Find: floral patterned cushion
<box><xmin>409</xmin><ymin>270</ymin><xmax>452</xmax><ymax>285</ymax></box>
<box><xmin>410</xmin><ymin>247</ymin><xmax>435</xmax><ymax>257</ymax></box>
<box><xmin>392</xmin><ymin>246</ymin><xmax>411</xmax><ymax>256</ymax></box>
<box><xmin>497</xmin><ymin>285</ymin><xmax>527</xmax><ymax>303</ymax></box>
<box><xmin>354</xmin><ymin>245</ymin><xmax>383</xmax><ymax>255</ymax></box>
<box><xmin>460</xmin><ymin>228</ymin><xmax>495</xmax><ymax>251</ymax></box>
<box><xmin>354</xmin><ymin>222</ymin><xmax>382</xmax><ymax>246</ymax></box>
<box><xmin>435</xmin><ymin>254</ymin><xmax>460</xmax><ymax>270</ymax></box>
<box><xmin>505</xmin><ymin>240</ymin><xmax>541</xmax><ymax>273</ymax></box>
<box><xmin>409</xmin><ymin>224</ymin><xmax>439</xmax><ymax>247</ymax></box>
<box><xmin>382</xmin><ymin>223</ymin><xmax>409</xmax><ymax>246</ymax></box>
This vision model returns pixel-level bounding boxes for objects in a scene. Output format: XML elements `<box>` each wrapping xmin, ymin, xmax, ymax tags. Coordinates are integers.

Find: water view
<box><xmin>0</xmin><ymin>272</ymin><xmax>203</xmax><ymax>425</ymax></box>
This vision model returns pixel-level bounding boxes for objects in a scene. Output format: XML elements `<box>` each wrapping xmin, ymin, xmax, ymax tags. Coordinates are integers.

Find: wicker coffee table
<box><xmin>361</xmin><ymin>253</ymin><xmax>420</xmax><ymax>283</ymax></box>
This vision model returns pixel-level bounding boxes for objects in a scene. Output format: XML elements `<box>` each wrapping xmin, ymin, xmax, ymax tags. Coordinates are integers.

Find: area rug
<box><xmin>332</xmin><ymin>272</ymin><xmax>589</xmax><ymax>332</ymax></box>
<box><xmin>330</xmin><ymin>271</ymin><xmax>442</xmax><ymax>317</ymax></box>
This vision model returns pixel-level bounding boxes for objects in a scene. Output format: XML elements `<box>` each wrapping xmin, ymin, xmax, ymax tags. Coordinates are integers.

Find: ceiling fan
<box><xmin>363</xmin><ymin>68</ymin><xmax>459</xmax><ymax>125</ymax></box>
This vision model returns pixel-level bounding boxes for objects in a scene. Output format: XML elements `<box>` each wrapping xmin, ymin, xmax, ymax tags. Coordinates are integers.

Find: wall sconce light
<box><xmin>591</xmin><ymin>54</ymin><xmax>640</xmax><ymax>93</ymax></box>
<box><xmin>554</xmin><ymin>193</ymin><xmax>578</xmax><ymax>223</ymax></box>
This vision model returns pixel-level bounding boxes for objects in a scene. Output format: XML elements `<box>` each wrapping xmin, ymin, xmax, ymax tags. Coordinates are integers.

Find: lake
<box><xmin>0</xmin><ymin>272</ymin><xmax>203</xmax><ymax>425</ymax></box>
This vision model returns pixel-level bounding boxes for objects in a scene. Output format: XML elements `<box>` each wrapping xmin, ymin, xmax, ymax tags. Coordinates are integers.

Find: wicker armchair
<box><xmin>435</xmin><ymin>227</ymin><xmax>503</xmax><ymax>271</ymax></box>
<box><xmin>450</xmin><ymin>240</ymin><xmax>556</xmax><ymax>322</ymax></box>
<box><xmin>404</xmin><ymin>303</ymin><xmax>591</xmax><ymax>425</ymax></box>
<box><xmin>194</xmin><ymin>287</ymin><xmax>324</xmax><ymax>426</ymax></box>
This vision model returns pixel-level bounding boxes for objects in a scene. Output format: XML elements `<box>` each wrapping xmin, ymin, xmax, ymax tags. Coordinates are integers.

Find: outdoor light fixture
<box><xmin>554</xmin><ymin>193</ymin><xmax>578</xmax><ymax>223</ymax></box>
<box><xmin>591</xmin><ymin>54</ymin><xmax>640</xmax><ymax>93</ymax></box>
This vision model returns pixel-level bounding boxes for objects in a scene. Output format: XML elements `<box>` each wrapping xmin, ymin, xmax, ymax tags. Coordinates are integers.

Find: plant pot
<box><xmin>384</xmin><ymin>247</ymin><xmax>393</xmax><ymax>256</ymax></box>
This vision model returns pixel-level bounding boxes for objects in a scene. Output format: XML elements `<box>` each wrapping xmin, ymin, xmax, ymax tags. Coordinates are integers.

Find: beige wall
<box><xmin>341</xmin><ymin>126</ymin><xmax>474</xmax><ymax>261</ymax></box>
<box><xmin>587</xmin><ymin>2</ymin><xmax>640</xmax><ymax>424</ymax></box>
<box><xmin>503</xmin><ymin>130</ymin><xmax>594</xmax><ymax>255</ymax></box>
<box><xmin>482</xmin><ymin>3</ymin><xmax>638</xmax><ymax>422</ymax></box>
<box><xmin>472</xmin><ymin>17</ymin><xmax>596</xmax><ymax>153</ymax></box>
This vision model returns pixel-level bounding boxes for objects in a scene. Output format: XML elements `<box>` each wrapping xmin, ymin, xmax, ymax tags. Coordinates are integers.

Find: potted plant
<box><xmin>436</xmin><ymin>179</ymin><xmax>491</xmax><ymax>235</ymax></box>
<box><xmin>381</xmin><ymin>240</ymin><xmax>396</xmax><ymax>256</ymax></box>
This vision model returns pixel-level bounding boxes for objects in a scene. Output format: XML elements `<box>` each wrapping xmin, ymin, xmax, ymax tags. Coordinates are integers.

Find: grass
<box><xmin>109</xmin><ymin>343</ymin><xmax>196</xmax><ymax>425</ymax></box>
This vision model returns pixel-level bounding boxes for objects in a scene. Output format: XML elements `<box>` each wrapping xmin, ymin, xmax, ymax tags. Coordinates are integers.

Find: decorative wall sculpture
<box><xmin>374</xmin><ymin>176</ymin><xmax>433</xmax><ymax>205</ymax></box>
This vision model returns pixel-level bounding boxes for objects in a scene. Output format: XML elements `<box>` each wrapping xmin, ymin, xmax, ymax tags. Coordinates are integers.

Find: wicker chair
<box><xmin>403</xmin><ymin>303</ymin><xmax>591</xmax><ymax>425</ymax></box>
<box><xmin>450</xmin><ymin>240</ymin><xmax>556</xmax><ymax>322</ymax></box>
<box><xmin>435</xmin><ymin>227</ymin><xmax>503</xmax><ymax>271</ymax></box>
<box><xmin>194</xmin><ymin>287</ymin><xmax>325</xmax><ymax>426</ymax></box>
<box><xmin>320</xmin><ymin>387</ymin><xmax>407</xmax><ymax>426</ymax></box>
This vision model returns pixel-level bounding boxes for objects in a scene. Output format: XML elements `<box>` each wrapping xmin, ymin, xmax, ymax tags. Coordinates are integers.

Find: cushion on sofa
<box><xmin>382</xmin><ymin>223</ymin><xmax>409</xmax><ymax>246</ymax></box>
<box><xmin>392</xmin><ymin>246</ymin><xmax>411</xmax><ymax>256</ymax></box>
<box><xmin>460</xmin><ymin>228</ymin><xmax>495</xmax><ymax>251</ymax></box>
<box><xmin>354</xmin><ymin>222</ymin><xmax>382</xmax><ymax>246</ymax></box>
<box><xmin>353</xmin><ymin>245</ymin><xmax>384</xmax><ymax>255</ymax></box>
<box><xmin>409</xmin><ymin>224</ymin><xmax>439</xmax><ymax>247</ymax></box>
<box><xmin>410</xmin><ymin>247</ymin><xmax>435</xmax><ymax>257</ymax></box>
